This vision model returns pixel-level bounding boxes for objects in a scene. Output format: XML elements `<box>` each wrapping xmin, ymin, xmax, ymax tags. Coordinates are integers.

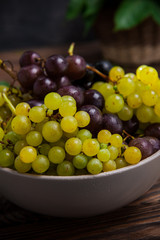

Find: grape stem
<box><xmin>123</xmin><ymin>130</ymin><xmax>134</xmax><ymax>141</ymax></box>
<box><xmin>0</xmin><ymin>60</ymin><xmax>18</xmax><ymax>86</ymax></box>
<box><xmin>2</xmin><ymin>93</ymin><xmax>16</xmax><ymax>115</ymax></box>
<box><xmin>86</xmin><ymin>65</ymin><xmax>109</xmax><ymax>80</ymax></box>
<box><xmin>68</xmin><ymin>42</ymin><xmax>75</xmax><ymax>56</ymax></box>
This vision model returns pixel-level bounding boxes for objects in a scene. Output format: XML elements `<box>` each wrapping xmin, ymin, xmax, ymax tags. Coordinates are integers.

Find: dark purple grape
<box><xmin>129</xmin><ymin>137</ymin><xmax>153</xmax><ymax>159</ymax></box>
<box><xmin>83</xmin><ymin>89</ymin><xmax>104</xmax><ymax>110</ymax></box>
<box><xmin>73</xmin><ymin>67</ymin><xmax>95</xmax><ymax>89</ymax></box>
<box><xmin>57</xmin><ymin>85</ymin><xmax>84</xmax><ymax>108</ymax></box>
<box><xmin>65</xmin><ymin>55</ymin><xmax>86</xmax><ymax>80</ymax></box>
<box><xmin>144</xmin><ymin>123</ymin><xmax>160</xmax><ymax>139</ymax></box>
<box><xmin>95</xmin><ymin>60</ymin><xmax>113</xmax><ymax>75</ymax></box>
<box><xmin>80</xmin><ymin>105</ymin><xmax>103</xmax><ymax>136</ymax></box>
<box><xmin>143</xmin><ymin>136</ymin><xmax>160</xmax><ymax>154</ymax></box>
<box><xmin>17</xmin><ymin>65</ymin><xmax>43</xmax><ymax>90</ymax></box>
<box><xmin>33</xmin><ymin>76</ymin><xmax>57</xmax><ymax>99</ymax></box>
<box><xmin>19</xmin><ymin>51</ymin><xmax>41</xmax><ymax>67</ymax></box>
<box><xmin>55</xmin><ymin>76</ymin><xmax>71</xmax><ymax>89</ymax></box>
<box><xmin>45</xmin><ymin>55</ymin><xmax>68</xmax><ymax>78</ymax></box>
<box><xmin>103</xmin><ymin>113</ymin><xmax>123</xmax><ymax>134</ymax></box>
<box><xmin>27</xmin><ymin>99</ymin><xmax>44</xmax><ymax>107</ymax></box>
<box><xmin>122</xmin><ymin>115</ymin><xmax>139</xmax><ymax>135</ymax></box>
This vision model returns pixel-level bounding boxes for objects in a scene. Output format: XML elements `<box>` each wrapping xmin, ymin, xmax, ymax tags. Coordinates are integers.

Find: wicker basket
<box><xmin>95</xmin><ymin>10</ymin><xmax>160</xmax><ymax>71</ymax></box>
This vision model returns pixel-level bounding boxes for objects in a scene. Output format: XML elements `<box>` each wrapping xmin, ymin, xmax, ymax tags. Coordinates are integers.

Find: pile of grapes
<box><xmin>0</xmin><ymin>45</ymin><xmax>160</xmax><ymax>176</ymax></box>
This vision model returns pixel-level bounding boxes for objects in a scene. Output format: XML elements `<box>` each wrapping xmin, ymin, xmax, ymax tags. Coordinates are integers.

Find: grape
<box><xmin>136</xmin><ymin>65</ymin><xmax>147</xmax><ymax>79</ymax></box>
<box><xmin>95</xmin><ymin>60</ymin><xmax>113</xmax><ymax>78</ymax></box>
<box><xmin>83</xmin><ymin>89</ymin><xmax>104</xmax><ymax>110</ymax></box>
<box><xmin>87</xmin><ymin>158</ymin><xmax>103</xmax><ymax>175</ymax></box>
<box><xmin>129</xmin><ymin>137</ymin><xmax>153</xmax><ymax>159</ymax></box>
<box><xmin>42</xmin><ymin>121</ymin><xmax>63</xmax><ymax>143</ymax></box>
<box><xmin>14</xmin><ymin>156</ymin><xmax>32</xmax><ymax>173</ymax></box>
<box><xmin>109</xmin><ymin>66</ymin><xmax>125</xmax><ymax>82</ymax></box>
<box><xmin>0</xmin><ymin>127</ymin><xmax>4</xmax><ymax>141</ymax></box>
<box><xmin>57</xmin><ymin>161</ymin><xmax>75</xmax><ymax>176</ymax></box>
<box><xmin>144</xmin><ymin>123</ymin><xmax>160</xmax><ymax>139</ymax></box>
<box><xmin>3</xmin><ymin>131</ymin><xmax>21</xmax><ymax>145</ymax></box>
<box><xmin>29</xmin><ymin>106</ymin><xmax>46</xmax><ymax>123</ymax></box>
<box><xmin>80</xmin><ymin>105</ymin><xmax>103</xmax><ymax>135</ymax></box>
<box><xmin>124</xmin><ymin>146</ymin><xmax>142</xmax><ymax>164</ymax></box>
<box><xmin>103</xmin><ymin>113</ymin><xmax>123</xmax><ymax>134</ymax></box>
<box><xmin>20</xmin><ymin>146</ymin><xmax>37</xmax><ymax>163</ymax></box>
<box><xmin>73</xmin><ymin>153</ymin><xmax>88</xmax><ymax>169</ymax></box>
<box><xmin>115</xmin><ymin>157</ymin><xmax>128</xmax><ymax>169</ymax></box>
<box><xmin>19</xmin><ymin>50</ymin><xmax>41</xmax><ymax>67</ymax></box>
<box><xmin>17</xmin><ymin>65</ymin><xmax>43</xmax><ymax>89</ymax></box>
<box><xmin>143</xmin><ymin>136</ymin><xmax>160</xmax><ymax>153</ymax></box>
<box><xmin>48</xmin><ymin>146</ymin><xmax>65</xmax><ymax>164</ymax></box>
<box><xmin>117</xmin><ymin>103</ymin><xmax>133</xmax><ymax>121</ymax></box>
<box><xmin>11</xmin><ymin>115</ymin><xmax>31</xmax><ymax>135</ymax></box>
<box><xmin>8</xmin><ymin>94</ymin><xmax>21</xmax><ymax>107</ymax></box>
<box><xmin>65</xmin><ymin>55</ymin><xmax>86</xmax><ymax>80</ymax></box>
<box><xmin>59</xmin><ymin>101</ymin><xmax>76</xmax><ymax>117</ymax></box>
<box><xmin>0</xmin><ymin>149</ymin><xmax>14</xmax><ymax>167</ymax></box>
<box><xmin>60</xmin><ymin>116</ymin><xmax>78</xmax><ymax>133</ymax></box>
<box><xmin>27</xmin><ymin>99</ymin><xmax>43</xmax><ymax>107</ymax></box>
<box><xmin>122</xmin><ymin>115</ymin><xmax>139</xmax><ymax>134</ymax></box>
<box><xmin>26</xmin><ymin>131</ymin><xmax>43</xmax><ymax>147</ymax></box>
<box><xmin>32</xmin><ymin>155</ymin><xmax>50</xmax><ymax>174</ymax></box>
<box><xmin>136</xmin><ymin>105</ymin><xmax>154</xmax><ymax>123</ymax></box>
<box><xmin>15</xmin><ymin>102</ymin><xmax>31</xmax><ymax>116</ymax></box>
<box><xmin>110</xmin><ymin>134</ymin><xmax>123</xmax><ymax>148</ymax></box>
<box><xmin>44</xmin><ymin>92</ymin><xmax>62</xmax><ymax>110</ymax></box>
<box><xmin>141</xmin><ymin>89</ymin><xmax>158</xmax><ymax>106</ymax></box>
<box><xmin>58</xmin><ymin>85</ymin><xmax>84</xmax><ymax>108</ymax></box>
<box><xmin>97</xmin><ymin>129</ymin><xmax>111</xmax><ymax>144</ymax></box>
<box><xmin>14</xmin><ymin>140</ymin><xmax>27</xmax><ymax>155</ymax></box>
<box><xmin>76</xmin><ymin>129</ymin><xmax>92</xmax><ymax>142</ymax></box>
<box><xmin>73</xmin><ymin>67</ymin><xmax>95</xmax><ymax>89</ymax></box>
<box><xmin>97</xmin><ymin>83</ymin><xmax>115</xmax><ymax>99</ymax></box>
<box><xmin>0</xmin><ymin>106</ymin><xmax>11</xmax><ymax>120</ymax></box>
<box><xmin>45</xmin><ymin>55</ymin><xmax>68</xmax><ymax>78</ymax></box>
<box><xmin>103</xmin><ymin>160</ymin><xmax>116</xmax><ymax>171</ymax></box>
<box><xmin>105</xmin><ymin>94</ymin><xmax>124</xmax><ymax>113</ymax></box>
<box><xmin>139</xmin><ymin>66</ymin><xmax>158</xmax><ymax>85</ymax></box>
<box><xmin>63</xmin><ymin>128</ymin><xmax>79</xmax><ymax>138</ymax></box>
<box><xmin>107</xmin><ymin>145</ymin><xmax>119</xmax><ymax>160</ymax></box>
<box><xmin>61</xmin><ymin>95</ymin><xmax>76</xmax><ymax>105</ymax></box>
<box><xmin>127</xmin><ymin>92</ymin><xmax>142</xmax><ymax>109</ymax></box>
<box><xmin>65</xmin><ymin>137</ymin><xmax>82</xmax><ymax>155</ymax></box>
<box><xmin>38</xmin><ymin>143</ymin><xmax>51</xmax><ymax>156</ymax></box>
<box><xmin>55</xmin><ymin>76</ymin><xmax>71</xmax><ymax>89</ymax></box>
<box><xmin>33</xmin><ymin>76</ymin><xmax>57</xmax><ymax>99</ymax></box>
<box><xmin>97</xmin><ymin>148</ymin><xmax>110</xmax><ymax>162</ymax></box>
<box><xmin>117</xmin><ymin>77</ymin><xmax>135</xmax><ymax>97</ymax></box>
<box><xmin>74</xmin><ymin>111</ymin><xmax>90</xmax><ymax>128</ymax></box>
<box><xmin>82</xmin><ymin>138</ymin><xmax>100</xmax><ymax>156</ymax></box>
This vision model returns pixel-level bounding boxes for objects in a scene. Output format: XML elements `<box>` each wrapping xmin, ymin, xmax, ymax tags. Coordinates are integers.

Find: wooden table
<box><xmin>0</xmin><ymin>42</ymin><xmax>160</xmax><ymax>240</ymax></box>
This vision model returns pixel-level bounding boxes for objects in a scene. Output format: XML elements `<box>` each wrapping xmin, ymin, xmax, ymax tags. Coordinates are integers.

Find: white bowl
<box><xmin>0</xmin><ymin>150</ymin><xmax>160</xmax><ymax>218</ymax></box>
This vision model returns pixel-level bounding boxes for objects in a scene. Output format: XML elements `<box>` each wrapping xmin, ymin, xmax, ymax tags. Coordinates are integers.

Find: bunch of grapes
<box><xmin>0</xmin><ymin>45</ymin><xmax>160</xmax><ymax>176</ymax></box>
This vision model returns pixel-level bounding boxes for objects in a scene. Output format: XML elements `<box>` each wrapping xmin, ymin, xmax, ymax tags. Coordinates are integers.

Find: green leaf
<box><xmin>83</xmin><ymin>0</ymin><xmax>104</xmax><ymax>18</ymax></box>
<box><xmin>66</xmin><ymin>0</ymin><xmax>85</xmax><ymax>20</ymax></box>
<box><xmin>150</xmin><ymin>1</ymin><xmax>160</xmax><ymax>24</ymax></box>
<box><xmin>114</xmin><ymin>0</ymin><xmax>154</xmax><ymax>31</ymax></box>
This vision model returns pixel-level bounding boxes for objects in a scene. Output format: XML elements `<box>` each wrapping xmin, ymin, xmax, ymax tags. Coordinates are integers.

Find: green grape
<box><xmin>105</xmin><ymin>94</ymin><xmax>124</xmax><ymax>113</ymax></box>
<box><xmin>136</xmin><ymin>65</ymin><xmax>147</xmax><ymax>79</ymax></box>
<box><xmin>154</xmin><ymin>98</ymin><xmax>160</xmax><ymax>117</ymax></box>
<box><xmin>109</xmin><ymin>134</ymin><xmax>123</xmax><ymax>148</ymax></box>
<box><xmin>20</xmin><ymin>146</ymin><xmax>37</xmax><ymax>163</ymax></box>
<box><xmin>65</xmin><ymin>137</ymin><xmax>82</xmax><ymax>155</ymax></box>
<box><xmin>50</xmin><ymin>139</ymin><xmax>65</xmax><ymax>148</ymax></box>
<box><xmin>100</xmin><ymin>143</ymin><xmax>108</xmax><ymax>149</ymax></box>
<box><xmin>107</xmin><ymin>145</ymin><xmax>119</xmax><ymax>160</ymax></box>
<box><xmin>8</xmin><ymin>94</ymin><xmax>21</xmax><ymax>107</ymax></box>
<box><xmin>15</xmin><ymin>102</ymin><xmax>30</xmax><ymax>116</ymax></box>
<box><xmin>29</xmin><ymin>106</ymin><xmax>46</xmax><ymax>123</ymax></box>
<box><xmin>97</xmin><ymin>129</ymin><xmax>111</xmax><ymax>144</ymax></box>
<box><xmin>136</xmin><ymin>104</ymin><xmax>154</xmax><ymax>123</ymax></box>
<box><xmin>0</xmin><ymin>149</ymin><xmax>14</xmax><ymax>167</ymax></box>
<box><xmin>75</xmin><ymin>168</ymin><xmax>88</xmax><ymax>175</ymax></box>
<box><xmin>87</xmin><ymin>158</ymin><xmax>103</xmax><ymax>175</ymax></box>
<box><xmin>42</xmin><ymin>121</ymin><xmax>63</xmax><ymax>142</ymax></box>
<box><xmin>57</xmin><ymin>160</ymin><xmax>75</xmax><ymax>176</ymax></box>
<box><xmin>26</xmin><ymin>131</ymin><xmax>43</xmax><ymax>147</ymax></box>
<box><xmin>124</xmin><ymin>146</ymin><xmax>142</xmax><ymax>164</ymax></box>
<box><xmin>14</xmin><ymin>140</ymin><xmax>27</xmax><ymax>155</ymax></box>
<box><xmin>0</xmin><ymin>143</ymin><xmax>3</xmax><ymax>152</ymax></box>
<box><xmin>150</xmin><ymin>112</ymin><xmax>160</xmax><ymax>123</ymax></box>
<box><xmin>73</xmin><ymin>153</ymin><xmax>88</xmax><ymax>169</ymax></box>
<box><xmin>97</xmin><ymin>148</ymin><xmax>110</xmax><ymax>162</ymax></box>
<box><xmin>103</xmin><ymin>160</ymin><xmax>116</xmax><ymax>171</ymax></box>
<box><xmin>14</xmin><ymin>156</ymin><xmax>32</xmax><ymax>173</ymax></box>
<box><xmin>82</xmin><ymin>138</ymin><xmax>100</xmax><ymax>157</ymax></box>
<box><xmin>117</xmin><ymin>103</ymin><xmax>133</xmax><ymax>121</ymax></box>
<box><xmin>32</xmin><ymin>155</ymin><xmax>50</xmax><ymax>174</ymax></box>
<box><xmin>76</xmin><ymin>129</ymin><xmax>92</xmax><ymax>142</ymax></box>
<box><xmin>35</xmin><ymin>118</ymin><xmax>48</xmax><ymax>133</ymax></box>
<box><xmin>127</xmin><ymin>93</ymin><xmax>142</xmax><ymax>109</ymax></box>
<box><xmin>115</xmin><ymin>157</ymin><xmax>128</xmax><ymax>169</ymax></box>
<box><xmin>91</xmin><ymin>81</ymin><xmax>104</xmax><ymax>91</ymax></box>
<box><xmin>11</xmin><ymin>115</ymin><xmax>31</xmax><ymax>135</ymax></box>
<box><xmin>109</xmin><ymin>66</ymin><xmax>125</xmax><ymax>82</ymax></box>
<box><xmin>97</xmin><ymin>83</ymin><xmax>115</xmax><ymax>99</ymax></box>
<box><xmin>124</xmin><ymin>73</ymin><xmax>138</xmax><ymax>81</ymax></box>
<box><xmin>3</xmin><ymin>131</ymin><xmax>21</xmax><ymax>145</ymax></box>
<box><xmin>60</xmin><ymin>116</ymin><xmax>78</xmax><ymax>133</ymax></box>
<box><xmin>0</xmin><ymin>85</ymin><xmax>9</xmax><ymax>92</ymax></box>
<box><xmin>61</xmin><ymin>95</ymin><xmax>76</xmax><ymax>105</ymax></box>
<box><xmin>0</xmin><ymin>127</ymin><xmax>4</xmax><ymax>141</ymax></box>
<box><xmin>139</xmin><ymin>66</ymin><xmax>158</xmax><ymax>85</ymax></box>
<box><xmin>59</xmin><ymin>101</ymin><xmax>76</xmax><ymax>117</ymax></box>
<box><xmin>63</xmin><ymin>128</ymin><xmax>79</xmax><ymax>138</ymax></box>
<box><xmin>0</xmin><ymin>106</ymin><xmax>11</xmax><ymax>120</ymax></box>
<box><xmin>0</xmin><ymin>93</ymin><xmax>5</xmax><ymax>106</ymax></box>
<box><xmin>151</xmin><ymin>79</ymin><xmax>160</xmax><ymax>96</ymax></box>
<box><xmin>44</xmin><ymin>92</ymin><xmax>62</xmax><ymax>110</ymax></box>
<box><xmin>38</xmin><ymin>143</ymin><xmax>51</xmax><ymax>156</ymax></box>
<box><xmin>48</xmin><ymin>146</ymin><xmax>65</xmax><ymax>164</ymax></box>
<box><xmin>141</xmin><ymin>89</ymin><xmax>158</xmax><ymax>106</ymax></box>
<box><xmin>74</xmin><ymin>111</ymin><xmax>90</xmax><ymax>128</ymax></box>
<box><xmin>117</xmin><ymin>77</ymin><xmax>135</xmax><ymax>97</ymax></box>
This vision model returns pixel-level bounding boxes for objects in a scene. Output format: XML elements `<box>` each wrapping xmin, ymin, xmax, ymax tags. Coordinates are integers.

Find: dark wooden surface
<box><xmin>1</xmin><ymin>43</ymin><xmax>160</xmax><ymax>240</ymax></box>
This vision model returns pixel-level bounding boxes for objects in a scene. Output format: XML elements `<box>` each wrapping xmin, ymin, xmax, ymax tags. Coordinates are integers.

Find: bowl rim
<box><xmin>0</xmin><ymin>150</ymin><xmax>160</xmax><ymax>181</ymax></box>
